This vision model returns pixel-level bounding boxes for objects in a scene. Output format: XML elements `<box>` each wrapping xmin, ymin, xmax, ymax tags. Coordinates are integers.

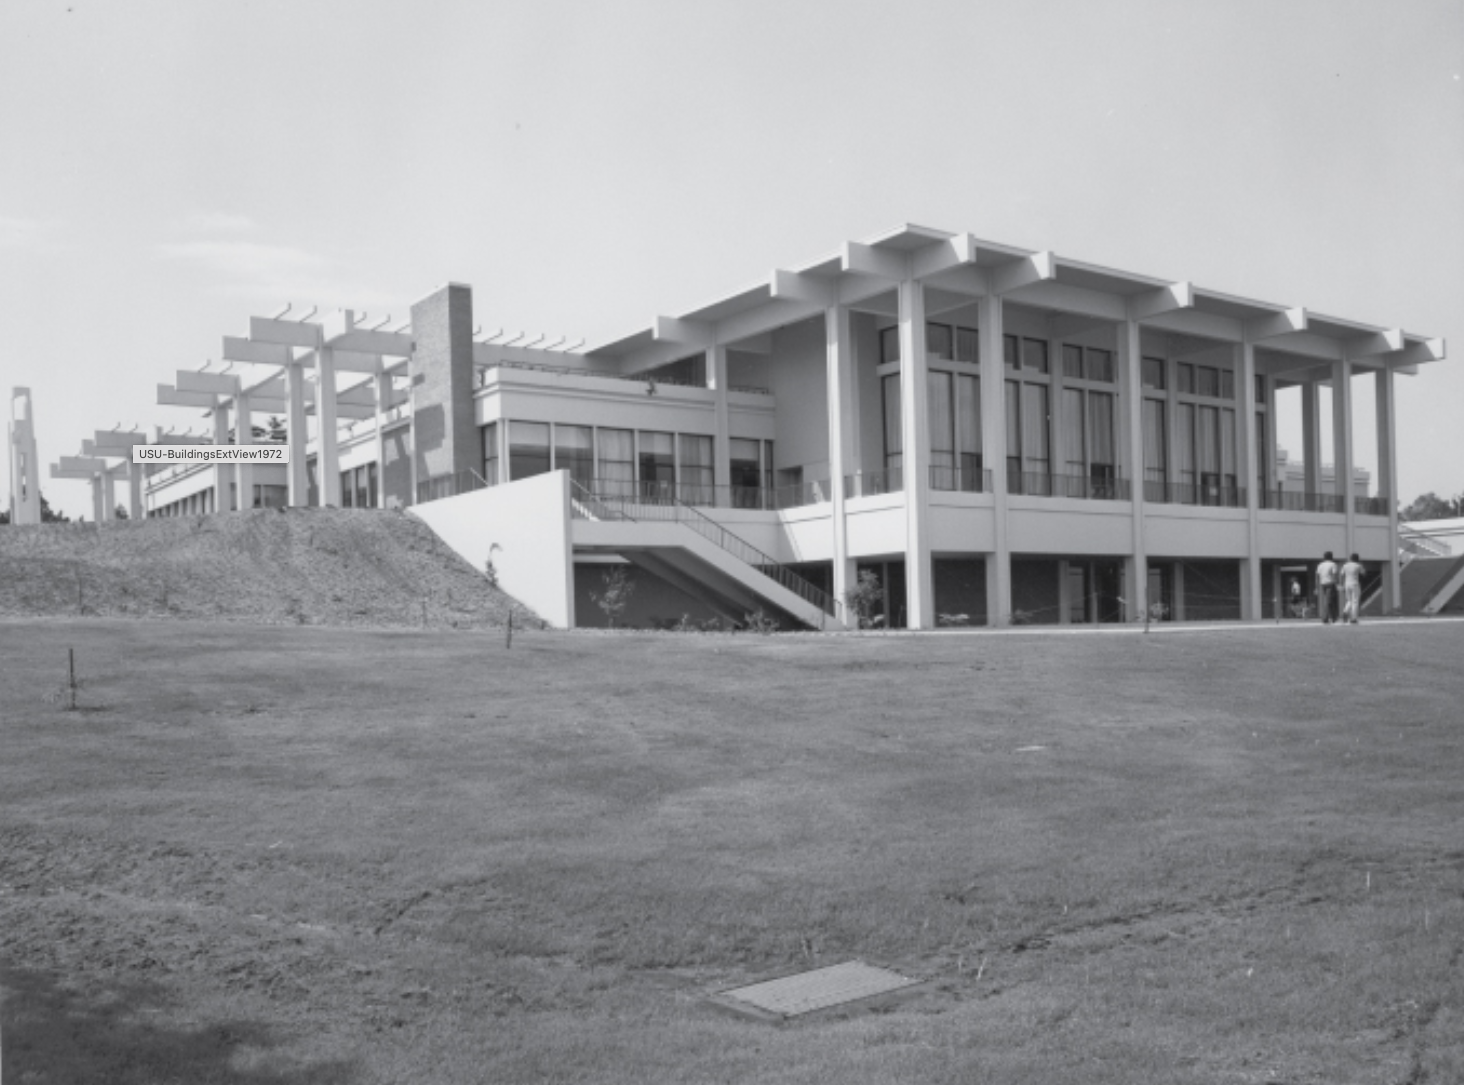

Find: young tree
<box><xmin>114</xmin><ymin>504</ymin><xmax>129</xmax><ymax>520</ymax></box>
<box><xmin>844</xmin><ymin>569</ymin><xmax>885</xmax><ymax>629</ymax></box>
<box><xmin>1401</xmin><ymin>492</ymin><xmax>1460</xmax><ymax>522</ymax></box>
<box><xmin>589</xmin><ymin>565</ymin><xmax>636</xmax><ymax>628</ymax></box>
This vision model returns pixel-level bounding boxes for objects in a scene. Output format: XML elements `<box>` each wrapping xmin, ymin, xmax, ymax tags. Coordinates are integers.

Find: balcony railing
<box><xmin>929</xmin><ymin>464</ymin><xmax>993</xmax><ymax>494</ymax></box>
<box><xmin>845</xmin><ymin>467</ymin><xmax>903</xmax><ymax>499</ymax></box>
<box><xmin>1009</xmin><ymin>470</ymin><xmax>1131</xmax><ymax>501</ymax></box>
<box><xmin>1144</xmin><ymin>481</ymin><xmax>1247</xmax><ymax>508</ymax></box>
<box><xmin>1258</xmin><ymin>489</ymin><xmax>1346</xmax><ymax>514</ymax></box>
<box><xmin>578</xmin><ymin>478</ymin><xmax>829</xmax><ymax>511</ymax></box>
<box><xmin>1354</xmin><ymin>495</ymin><xmax>1390</xmax><ymax>517</ymax></box>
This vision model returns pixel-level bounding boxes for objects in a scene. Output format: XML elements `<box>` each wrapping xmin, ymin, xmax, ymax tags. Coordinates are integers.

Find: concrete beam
<box><xmin>990</xmin><ymin>251</ymin><xmax>1056</xmax><ymax>296</ymax></box>
<box><xmin>1244</xmin><ymin>307</ymin><xmax>1308</xmax><ymax>342</ymax></box>
<box><xmin>841</xmin><ymin>242</ymin><xmax>907</xmax><ymax>280</ymax></box>
<box><xmin>770</xmin><ymin>268</ymin><xmax>839</xmax><ymax>307</ymax></box>
<box><xmin>328</xmin><ymin>328</ymin><xmax>414</xmax><ymax>356</ymax></box>
<box><xmin>60</xmin><ymin>455</ymin><xmax>108</xmax><ymax>472</ymax></box>
<box><xmin>652</xmin><ymin>315</ymin><xmax>715</xmax><ymax>347</ymax></box>
<box><xmin>156</xmin><ymin>384</ymin><xmax>216</xmax><ymax>409</ymax></box>
<box><xmin>222</xmin><ymin>336</ymin><xmax>293</xmax><ymax>366</ymax></box>
<box><xmin>1129</xmin><ymin>281</ymin><xmax>1193</xmax><ymax>322</ymax></box>
<box><xmin>176</xmin><ymin>371</ymin><xmax>239</xmax><ymax>396</ymax></box>
<box><xmin>1343</xmin><ymin>327</ymin><xmax>1405</xmax><ymax>357</ymax></box>
<box><xmin>249</xmin><ymin>316</ymin><xmax>322</xmax><ymax>349</ymax></box>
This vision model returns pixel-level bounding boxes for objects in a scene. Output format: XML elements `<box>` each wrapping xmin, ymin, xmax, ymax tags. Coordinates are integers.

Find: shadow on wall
<box><xmin>0</xmin><ymin>967</ymin><xmax>357</xmax><ymax>1084</ymax></box>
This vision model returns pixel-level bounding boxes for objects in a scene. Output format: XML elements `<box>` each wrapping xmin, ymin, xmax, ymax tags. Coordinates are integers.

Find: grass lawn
<box><xmin>2</xmin><ymin>617</ymin><xmax>1462</xmax><ymax>1084</ymax></box>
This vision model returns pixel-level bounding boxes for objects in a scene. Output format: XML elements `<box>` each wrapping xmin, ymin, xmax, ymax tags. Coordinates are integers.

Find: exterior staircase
<box><xmin>571</xmin><ymin>482</ymin><xmax>844</xmax><ymax>630</ymax></box>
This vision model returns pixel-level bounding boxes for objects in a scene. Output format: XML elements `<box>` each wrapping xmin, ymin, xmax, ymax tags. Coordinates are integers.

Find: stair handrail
<box><xmin>571</xmin><ymin>480</ymin><xmax>840</xmax><ymax>622</ymax></box>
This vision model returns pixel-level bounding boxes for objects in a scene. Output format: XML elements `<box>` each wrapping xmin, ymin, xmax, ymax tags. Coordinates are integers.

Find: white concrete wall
<box><xmin>1007</xmin><ymin>501</ymin><xmax>1134</xmax><ymax>554</ymax></box>
<box><xmin>409</xmin><ymin>469</ymin><xmax>574</xmax><ymax>627</ymax></box>
<box><xmin>1257</xmin><ymin>512</ymin><xmax>1362</xmax><ymax>561</ymax></box>
<box><xmin>845</xmin><ymin>497</ymin><xmax>907</xmax><ymax>558</ymax></box>
<box><xmin>1145</xmin><ymin>506</ymin><xmax>1250</xmax><ymax>557</ymax></box>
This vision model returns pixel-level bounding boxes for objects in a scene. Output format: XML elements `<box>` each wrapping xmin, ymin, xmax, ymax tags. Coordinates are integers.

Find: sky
<box><xmin>2</xmin><ymin>0</ymin><xmax>1461</xmax><ymax>520</ymax></box>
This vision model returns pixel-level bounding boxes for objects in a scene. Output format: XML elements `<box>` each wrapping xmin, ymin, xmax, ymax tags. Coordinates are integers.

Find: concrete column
<box><xmin>1237</xmin><ymin>342</ymin><xmax>1262</xmax><ymax>619</ymax></box>
<box><xmin>1119</xmin><ymin>319</ymin><xmax>1147</xmax><ymax>621</ymax></box>
<box><xmin>708</xmin><ymin>344</ymin><xmax>731</xmax><ymax>499</ymax></box>
<box><xmin>127</xmin><ymin>462</ymin><xmax>143</xmax><ymax>520</ymax></box>
<box><xmin>285</xmin><ymin>361</ymin><xmax>309</xmax><ymax>506</ymax></box>
<box><xmin>235</xmin><ymin>390</ymin><xmax>253</xmax><ymax>511</ymax></box>
<box><xmin>1261</xmin><ymin>374</ymin><xmax>1278</xmax><ymax>503</ymax></box>
<box><xmin>90</xmin><ymin>474</ymin><xmax>104</xmax><ymax>523</ymax></box>
<box><xmin>1173</xmin><ymin>562</ymin><xmax>1187</xmax><ymax>622</ymax></box>
<box><xmin>1376</xmin><ymin>365</ymin><xmax>1400</xmax><ymax>611</ymax></box>
<box><xmin>825</xmin><ymin>305</ymin><xmax>857</xmax><ymax>619</ymax></box>
<box><xmin>316</xmin><ymin>345</ymin><xmax>342</xmax><ymax>506</ymax></box>
<box><xmin>374</xmin><ymin>369</ymin><xmax>391</xmax><ymax>508</ymax></box>
<box><xmin>979</xmin><ymin>294</ymin><xmax>1011</xmax><ymax>626</ymax></box>
<box><xmin>101</xmin><ymin>468</ymin><xmax>116</xmax><ymax>521</ymax></box>
<box><xmin>1333</xmin><ymin>356</ymin><xmax>1355</xmax><ymax>555</ymax></box>
<box><xmin>897</xmin><ymin>278</ymin><xmax>933</xmax><ymax>629</ymax></box>
<box><xmin>1301</xmin><ymin>381</ymin><xmax>1321</xmax><ymax>498</ymax></box>
<box><xmin>212</xmin><ymin>402</ymin><xmax>231</xmax><ymax>513</ymax></box>
<box><xmin>8</xmin><ymin>388</ymin><xmax>42</xmax><ymax>524</ymax></box>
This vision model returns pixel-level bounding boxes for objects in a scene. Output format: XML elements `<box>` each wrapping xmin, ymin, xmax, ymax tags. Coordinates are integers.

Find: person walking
<box><xmin>1316</xmin><ymin>551</ymin><xmax>1339</xmax><ymax>624</ymax></box>
<box><xmin>1340</xmin><ymin>552</ymin><xmax>1365</xmax><ymax>624</ymax></box>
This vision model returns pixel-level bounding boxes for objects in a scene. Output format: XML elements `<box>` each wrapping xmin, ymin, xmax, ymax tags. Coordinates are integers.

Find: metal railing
<box><xmin>570</xmin><ymin>480</ymin><xmax>840</xmax><ymax>621</ymax></box>
<box><xmin>1009</xmin><ymin>470</ymin><xmax>1131</xmax><ymax>501</ymax></box>
<box><xmin>1354</xmin><ymin>495</ymin><xmax>1390</xmax><ymax>517</ymax></box>
<box><xmin>1258</xmin><ymin>489</ymin><xmax>1346</xmax><ymax>514</ymax></box>
<box><xmin>578</xmin><ymin>478</ymin><xmax>830</xmax><ymax>511</ymax></box>
<box><xmin>476</xmin><ymin>359</ymin><xmax>770</xmax><ymax>396</ymax></box>
<box><xmin>415</xmin><ymin>468</ymin><xmax>489</xmax><ymax>505</ymax></box>
<box><xmin>1144</xmin><ymin>481</ymin><xmax>1247</xmax><ymax>508</ymax></box>
<box><xmin>929</xmin><ymin>465</ymin><xmax>993</xmax><ymax>494</ymax></box>
<box><xmin>845</xmin><ymin>467</ymin><xmax>903</xmax><ymax>499</ymax></box>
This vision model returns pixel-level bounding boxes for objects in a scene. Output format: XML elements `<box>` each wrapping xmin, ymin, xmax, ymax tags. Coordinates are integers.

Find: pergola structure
<box><xmin>155</xmin><ymin>308</ymin><xmax>412</xmax><ymax>510</ymax></box>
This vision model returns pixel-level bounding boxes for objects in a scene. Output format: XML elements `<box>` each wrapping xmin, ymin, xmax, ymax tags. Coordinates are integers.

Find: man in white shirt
<box><xmin>1316</xmin><ymin>551</ymin><xmax>1339</xmax><ymax>624</ymax></box>
<box><xmin>1340</xmin><ymin>552</ymin><xmax>1365</xmax><ymax>624</ymax></box>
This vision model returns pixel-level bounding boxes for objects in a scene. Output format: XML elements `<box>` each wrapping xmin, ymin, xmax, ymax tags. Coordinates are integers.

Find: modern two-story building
<box><xmin>103</xmin><ymin>225</ymin><xmax>1445</xmax><ymax>630</ymax></box>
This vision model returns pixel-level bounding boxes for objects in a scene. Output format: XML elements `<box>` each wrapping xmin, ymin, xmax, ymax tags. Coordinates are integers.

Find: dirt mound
<box><xmin>0</xmin><ymin>508</ymin><xmax>539</xmax><ymax>628</ymax></box>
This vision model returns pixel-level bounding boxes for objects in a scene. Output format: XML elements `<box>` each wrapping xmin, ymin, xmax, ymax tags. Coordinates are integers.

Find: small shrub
<box><xmin>742</xmin><ymin>608</ymin><xmax>780</xmax><ymax>635</ymax></box>
<box><xmin>589</xmin><ymin>566</ymin><xmax>636</xmax><ymax>628</ymax></box>
<box><xmin>845</xmin><ymin>569</ymin><xmax>885</xmax><ymax>630</ymax></box>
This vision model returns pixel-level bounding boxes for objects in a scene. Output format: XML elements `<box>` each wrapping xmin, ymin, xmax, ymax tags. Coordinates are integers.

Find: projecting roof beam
<box><xmin>1245</xmin><ymin>307</ymin><xmax>1308</xmax><ymax>342</ymax></box>
<box><xmin>769</xmin><ymin>269</ymin><xmax>839</xmax><ymax>307</ymax></box>
<box><xmin>176</xmin><ymin>371</ymin><xmax>239</xmax><ymax>396</ymax></box>
<box><xmin>157</xmin><ymin>384</ymin><xmax>217</xmax><ymax>409</ymax></box>
<box><xmin>1138</xmin><ymin>307</ymin><xmax>1244</xmax><ymax>344</ymax></box>
<box><xmin>910</xmin><ymin>233</ymin><xmax>978</xmax><ymax>280</ymax></box>
<box><xmin>1003</xmin><ymin>280</ymin><xmax>1127</xmax><ymax>323</ymax></box>
<box><xmin>1128</xmin><ymin>281</ymin><xmax>1194</xmax><ymax>322</ymax></box>
<box><xmin>60</xmin><ymin>455</ymin><xmax>108</xmax><ymax>472</ymax></box>
<box><xmin>989</xmin><ymin>252</ymin><xmax>1056</xmax><ymax>296</ymax></box>
<box><xmin>249</xmin><ymin>315</ymin><xmax>322</xmax><ymax>349</ymax></box>
<box><xmin>841</xmin><ymin>242</ymin><xmax>908</xmax><ymax>280</ymax></box>
<box><xmin>1343</xmin><ymin>328</ymin><xmax>1406</xmax><ymax>358</ymax></box>
<box><xmin>94</xmin><ymin>430</ymin><xmax>147</xmax><ymax>448</ymax></box>
<box><xmin>222</xmin><ymin>337</ymin><xmax>293</xmax><ymax>366</ymax></box>
<box><xmin>329</xmin><ymin>350</ymin><xmax>384</xmax><ymax>373</ymax></box>
<box><xmin>652</xmin><ymin>316</ymin><xmax>715</xmax><ymax>348</ymax></box>
<box><xmin>330</xmin><ymin>328</ymin><xmax>414</xmax><ymax>356</ymax></box>
<box><xmin>50</xmin><ymin>466</ymin><xmax>97</xmax><ymax>480</ymax></box>
<box><xmin>1047</xmin><ymin>313</ymin><xmax>1114</xmax><ymax>341</ymax></box>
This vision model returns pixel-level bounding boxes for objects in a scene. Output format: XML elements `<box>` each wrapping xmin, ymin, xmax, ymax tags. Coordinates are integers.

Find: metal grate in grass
<box><xmin>717</xmin><ymin>961</ymin><xmax>920</xmax><ymax>1020</ymax></box>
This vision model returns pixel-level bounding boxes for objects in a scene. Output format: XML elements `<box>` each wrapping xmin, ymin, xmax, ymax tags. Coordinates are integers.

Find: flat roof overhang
<box><xmin>582</xmin><ymin>224</ymin><xmax>1444</xmax><ymax>379</ymax></box>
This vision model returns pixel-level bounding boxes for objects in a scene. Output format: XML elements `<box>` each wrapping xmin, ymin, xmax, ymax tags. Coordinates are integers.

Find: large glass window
<box><xmin>638</xmin><ymin>430</ymin><xmax>674</xmax><ymax>499</ymax></box>
<box><xmin>882</xmin><ymin>373</ymin><xmax>902</xmax><ymax>477</ymax></box>
<box><xmin>956</xmin><ymin>326</ymin><xmax>980</xmax><ymax>364</ymax></box>
<box><xmin>1142</xmin><ymin>357</ymin><xmax>1166</xmax><ymax>390</ymax></box>
<box><xmin>678</xmin><ymin>434</ymin><xmax>714</xmax><ymax>504</ymax></box>
<box><xmin>555</xmin><ymin>424</ymin><xmax>593</xmax><ymax>488</ymax></box>
<box><xmin>927</xmin><ymin>323</ymin><xmax>953</xmax><ymax>360</ymax></box>
<box><xmin>1143</xmin><ymin>399</ymin><xmax>1167</xmax><ymax>490</ymax></box>
<box><xmin>880</xmin><ymin>326</ymin><xmax>900</xmax><ymax>364</ymax></box>
<box><xmin>481</xmin><ymin>422</ymin><xmax>499</xmax><ymax>486</ymax></box>
<box><xmin>1088</xmin><ymin>392</ymin><xmax>1115</xmax><ymax>492</ymax></box>
<box><xmin>509</xmin><ymin>421</ymin><xmax>551</xmax><ymax>481</ymax></box>
<box><xmin>597</xmin><ymin>428</ymin><xmax>634</xmax><ymax>497</ymax></box>
<box><xmin>1063</xmin><ymin>344</ymin><xmax>1083</xmax><ymax>380</ymax></box>
<box><xmin>729</xmin><ymin>437</ymin><xmax>763</xmax><ymax>508</ymax></box>
<box><xmin>1005</xmin><ymin>381</ymin><xmax>1021</xmax><ymax>488</ymax></box>
<box><xmin>1086</xmin><ymin>349</ymin><xmax>1115</xmax><ymax>384</ymax></box>
<box><xmin>1063</xmin><ymin>388</ymin><xmax>1085</xmax><ymax>478</ymax></box>
<box><xmin>957</xmin><ymin>373</ymin><xmax>982</xmax><ymax>489</ymax></box>
<box><xmin>1004</xmin><ymin>334</ymin><xmax>1020</xmax><ymax>370</ymax></box>
<box><xmin>1198</xmin><ymin>405</ymin><xmax>1220</xmax><ymax>503</ymax></box>
<box><xmin>928</xmin><ymin>371</ymin><xmax>955</xmax><ymax>486</ymax></box>
<box><xmin>1022</xmin><ymin>338</ymin><xmax>1049</xmax><ymax>374</ymax></box>
<box><xmin>1023</xmin><ymin>384</ymin><xmax>1050</xmax><ymax>477</ymax></box>
<box><xmin>1176</xmin><ymin>404</ymin><xmax>1196</xmax><ymax>494</ymax></box>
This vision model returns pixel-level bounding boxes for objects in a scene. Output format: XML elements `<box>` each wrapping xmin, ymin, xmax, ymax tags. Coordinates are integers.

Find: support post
<box><xmin>1376</xmin><ymin>365</ymin><xmax>1400</xmax><ymax>611</ymax></box>
<box><xmin>826</xmin><ymin>305</ymin><xmax>857</xmax><ymax>620</ymax></box>
<box><xmin>1333</xmin><ymin>356</ymin><xmax>1355</xmax><ymax>555</ymax></box>
<box><xmin>316</xmin><ymin>345</ymin><xmax>341</xmax><ymax>506</ymax></box>
<box><xmin>708</xmin><ymin>344</ymin><xmax>731</xmax><ymax>499</ymax></box>
<box><xmin>979</xmin><ymin>295</ymin><xmax>1011</xmax><ymax>626</ymax></box>
<box><xmin>101</xmin><ymin>468</ymin><xmax>116</xmax><ymax>521</ymax></box>
<box><xmin>897</xmin><ymin>277</ymin><xmax>933</xmax><ymax>629</ymax></box>
<box><xmin>235</xmin><ymin>390</ymin><xmax>253</xmax><ymax>510</ymax></box>
<box><xmin>212</xmin><ymin>401</ymin><xmax>231</xmax><ymax>512</ymax></box>
<box><xmin>90</xmin><ymin>473</ymin><xmax>104</xmax><ymax>523</ymax></box>
<box><xmin>1119</xmin><ymin>318</ymin><xmax>1147</xmax><ymax>621</ymax></box>
<box><xmin>1301</xmin><ymin>381</ymin><xmax>1321</xmax><ymax>498</ymax></box>
<box><xmin>285</xmin><ymin>360</ymin><xmax>309</xmax><ymax>506</ymax></box>
<box><xmin>374</xmin><ymin>368</ymin><xmax>391</xmax><ymax>509</ymax></box>
<box><xmin>1238</xmin><ymin>342</ymin><xmax>1262</xmax><ymax>619</ymax></box>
